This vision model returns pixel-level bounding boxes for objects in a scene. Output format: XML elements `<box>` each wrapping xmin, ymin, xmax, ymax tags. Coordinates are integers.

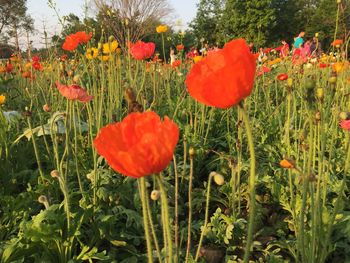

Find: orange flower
<box><xmin>93</xmin><ymin>111</ymin><xmax>179</xmax><ymax>178</ymax></box>
<box><xmin>277</xmin><ymin>73</ymin><xmax>288</xmax><ymax>81</ymax></box>
<box><xmin>129</xmin><ymin>41</ymin><xmax>156</xmax><ymax>60</ymax></box>
<box><xmin>62</xmin><ymin>34</ymin><xmax>80</xmax><ymax>51</ymax></box>
<box><xmin>171</xmin><ymin>60</ymin><xmax>181</xmax><ymax>68</ymax></box>
<box><xmin>5</xmin><ymin>63</ymin><xmax>13</xmax><ymax>73</ymax></box>
<box><xmin>62</xmin><ymin>31</ymin><xmax>92</xmax><ymax>51</ymax></box>
<box><xmin>74</xmin><ymin>31</ymin><xmax>92</xmax><ymax>43</ymax></box>
<box><xmin>176</xmin><ymin>44</ymin><xmax>184</xmax><ymax>51</ymax></box>
<box><xmin>280</xmin><ymin>159</ymin><xmax>295</xmax><ymax>169</ymax></box>
<box><xmin>55</xmin><ymin>82</ymin><xmax>93</xmax><ymax>103</ymax></box>
<box><xmin>331</xmin><ymin>39</ymin><xmax>343</xmax><ymax>47</ymax></box>
<box><xmin>186</xmin><ymin>39</ymin><xmax>256</xmax><ymax>109</ymax></box>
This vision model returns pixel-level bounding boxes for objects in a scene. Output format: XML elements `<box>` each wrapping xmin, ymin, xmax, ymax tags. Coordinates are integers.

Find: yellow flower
<box><xmin>0</xmin><ymin>95</ymin><xmax>6</xmax><ymax>105</ymax></box>
<box><xmin>103</xmin><ymin>40</ymin><xmax>118</xmax><ymax>54</ymax></box>
<box><xmin>156</xmin><ymin>25</ymin><xmax>168</xmax><ymax>33</ymax></box>
<box><xmin>98</xmin><ymin>55</ymin><xmax>110</xmax><ymax>61</ymax></box>
<box><xmin>193</xmin><ymin>55</ymin><xmax>203</xmax><ymax>63</ymax></box>
<box><xmin>86</xmin><ymin>47</ymin><xmax>99</xmax><ymax>60</ymax></box>
<box><xmin>24</xmin><ymin>62</ymin><xmax>32</xmax><ymax>69</ymax></box>
<box><xmin>0</xmin><ymin>66</ymin><xmax>6</xmax><ymax>73</ymax></box>
<box><xmin>332</xmin><ymin>62</ymin><xmax>347</xmax><ymax>73</ymax></box>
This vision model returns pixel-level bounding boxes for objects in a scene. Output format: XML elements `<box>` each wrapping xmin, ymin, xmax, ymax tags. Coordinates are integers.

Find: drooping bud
<box><xmin>150</xmin><ymin>190</ymin><xmax>160</xmax><ymax>201</ymax></box>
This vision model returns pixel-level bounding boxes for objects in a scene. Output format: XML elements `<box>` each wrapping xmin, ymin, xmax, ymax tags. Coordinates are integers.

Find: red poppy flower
<box><xmin>129</xmin><ymin>41</ymin><xmax>156</xmax><ymax>60</ymax></box>
<box><xmin>257</xmin><ymin>65</ymin><xmax>271</xmax><ymax>76</ymax></box>
<box><xmin>171</xmin><ymin>60</ymin><xmax>181</xmax><ymax>68</ymax></box>
<box><xmin>32</xmin><ymin>61</ymin><xmax>43</xmax><ymax>71</ymax></box>
<box><xmin>319</xmin><ymin>63</ymin><xmax>329</xmax><ymax>69</ymax></box>
<box><xmin>277</xmin><ymin>73</ymin><xmax>288</xmax><ymax>81</ymax></box>
<box><xmin>185</xmin><ymin>39</ymin><xmax>256</xmax><ymax>109</ymax></box>
<box><xmin>55</xmin><ymin>82</ymin><xmax>93</xmax><ymax>103</ymax></box>
<box><xmin>331</xmin><ymin>39</ymin><xmax>343</xmax><ymax>47</ymax></box>
<box><xmin>62</xmin><ymin>34</ymin><xmax>80</xmax><ymax>51</ymax></box>
<box><xmin>32</xmin><ymin>55</ymin><xmax>40</xmax><ymax>62</ymax></box>
<box><xmin>176</xmin><ymin>44</ymin><xmax>184</xmax><ymax>51</ymax></box>
<box><xmin>340</xmin><ymin>120</ymin><xmax>350</xmax><ymax>130</ymax></box>
<box><xmin>93</xmin><ymin>111</ymin><xmax>179</xmax><ymax>178</ymax></box>
<box><xmin>74</xmin><ymin>31</ymin><xmax>92</xmax><ymax>43</ymax></box>
<box><xmin>5</xmin><ymin>63</ymin><xmax>13</xmax><ymax>73</ymax></box>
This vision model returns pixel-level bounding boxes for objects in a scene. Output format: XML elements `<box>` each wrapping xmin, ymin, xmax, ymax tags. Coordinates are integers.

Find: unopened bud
<box><xmin>50</xmin><ymin>170</ymin><xmax>61</xmax><ymax>179</ymax></box>
<box><xmin>189</xmin><ymin>147</ymin><xmax>195</xmax><ymax>158</ymax></box>
<box><xmin>339</xmin><ymin>111</ymin><xmax>350</xmax><ymax>120</ymax></box>
<box><xmin>150</xmin><ymin>190</ymin><xmax>160</xmax><ymax>201</ymax></box>
<box><xmin>38</xmin><ymin>195</ymin><xmax>50</xmax><ymax>209</ymax></box>
<box><xmin>43</xmin><ymin>104</ymin><xmax>51</xmax><ymax>112</ymax></box>
<box><xmin>213</xmin><ymin>172</ymin><xmax>225</xmax><ymax>186</ymax></box>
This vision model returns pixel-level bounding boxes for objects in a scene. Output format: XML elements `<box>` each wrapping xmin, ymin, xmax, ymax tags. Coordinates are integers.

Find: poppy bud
<box><xmin>305</xmin><ymin>79</ymin><xmax>316</xmax><ymax>90</ymax></box>
<box><xmin>150</xmin><ymin>190</ymin><xmax>160</xmax><ymax>201</ymax></box>
<box><xmin>213</xmin><ymin>173</ymin><xmax>225</xmax><ymax>186</ymax></box>
<box><xmin>316</xmin><ymin>88</ymin><xmax>324</xmax><ymax>100</ymax></box>
<box><xmin>43</xmin><ymin>104</ymin><xmax>51</xmax><ymax>112</ymax></box>
<box><xmin>328</xmin><ymin>76</ymin><xmax>337</xmax><ymax>84</ymax></box>
<box><xmin>315</xmin><ymin>111</ymin><xmax>321</xmax><ymax>121</ymax></box>
<box><xmin>50</xmin><ymin>169</ymin><xmax>61</xmax><ymax>179</ymax></box>
<box><xmin>337</xmin><ymin>0</ymin><xmax>341</xmax><ymax>4</ymax></box>
<box><xmin>315</xmin><ymin>32</ymin><xmax>319</xmax><ymax>38</ymax></box>
<box><xmin>73</xmin><ymin>75</ymin><xmax>80</xmax><ymax>83</ymax></box>
<box><xmin>287</xmin><ymin>78</ymin><xmax>293</xmax><ymax>88</ymax></box>
<box><xmin>339</xmin><ymin>111</ymin><xmax>350</xmax><ymax>120</ymax></box>
<box><xmin>38</xmin><ymin>195</ymin><xmax>50</xmax><ymax>209</ymax></box>
<box><xmin>189</xmin><ymin>147</ymin><xmax>195</xmax><ymax>158</ymax></box>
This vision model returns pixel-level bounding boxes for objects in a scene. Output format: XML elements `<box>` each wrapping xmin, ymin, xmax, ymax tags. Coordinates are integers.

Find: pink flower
<box><xmin>55</xmin><ymin>82</ymin><xmax>93</xmax><ymax>103</ymax></box>
<box><xmin>340</xmin><ymin>120</ymin><xmax>350</xmax><ymax>131</ymax></box>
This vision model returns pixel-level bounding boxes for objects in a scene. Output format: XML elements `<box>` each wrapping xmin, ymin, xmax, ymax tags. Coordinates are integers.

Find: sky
<box><xmin>26</xmin><ymin>0</ymin><xmax>199</xmax><ymax>48</ymax></box>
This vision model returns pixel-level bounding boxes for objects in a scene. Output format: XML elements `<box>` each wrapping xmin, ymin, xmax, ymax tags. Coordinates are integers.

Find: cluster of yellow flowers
<box><xmin>86</xmin><ymin>40</ymin><xmax>120</xmax><ymax>61</ymax></box>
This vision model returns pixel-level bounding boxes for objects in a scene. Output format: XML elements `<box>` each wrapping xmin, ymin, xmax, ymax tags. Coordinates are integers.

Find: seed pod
<box><xmin>315</xmin><ymin>111</ymin><xmax>321</xmax><ymax>121</ymax></box>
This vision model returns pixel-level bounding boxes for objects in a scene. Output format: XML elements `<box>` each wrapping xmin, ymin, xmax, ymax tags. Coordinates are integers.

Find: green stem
<box><xmin>156</xmin><ymin>174</ymin><xmax>173</xmax><ymax>263</ymax></box>
<box><xmin>185</xmin><ymin>156</ymin><xmax>194</xmax><ymax>263</ymax></box>
<box><xmin>195</xmin><ymin>173</ymin><xmax>213</xmax><ymax>261</ymax></box>
<box><xmin>239</xmin><ymin>104</ymin><xmax>257</xmax><ymax>263</ymax></box>
<box><xmin>139</xmin><ymin>177</ymin><xmax>154</xmax><ymax>263</ymax></box>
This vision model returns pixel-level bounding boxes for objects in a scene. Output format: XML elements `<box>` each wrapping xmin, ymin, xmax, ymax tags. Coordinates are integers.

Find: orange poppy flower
<box><xmin>277</xmin><ymin>73</ymin><xmax>288</xmax><ymax>81</ymax></box>
<box><xmin>93</xmin><ymin>111</ymin><xmax>179</xmax><ymax>178</ymax></box>
<box><xmin>62</xmin><ymin>34</ymin><xmax>80</xmax><ymax>51</ymax></box>
<box><xmin>176</xmin><ymin>44</ymin><xmax>184</xmax><ymax>51</ymax></box>
<box><xmin>171</xmin><ymin>60</ymin><xmax>181</xmax><ymax>68</ymax></box>
<box><xmin>74</xmin><ymin>31</ymin><xmax>92</xmax><ymax>43</ymax></box>
<box><xmin>129</xmin><ymin>41</ymin><xmax>156</xmax><ymax>60</ymax></box>
<box><xmin>331</xmin><ymin>39</ymin><xmax>343</xmax><ymax>47</ymax></box>
<box><xmin>280</xmin><ymin>159</ymin><xmax>295</xmax><ymax>169</ymax></box>
<box><xmin>185</xmin><ymin>39</ymin><xmax>256</xmax><ymax>109</ymax></box>
<box><xmin>55</xmin><ymin>82</ymin><xmax>93</xmax><ymax>103</ymax></box>
<box><xmin>62</xmin><ymin>31</ymin><xmax>92</xmax><ymax>51</ymax></box>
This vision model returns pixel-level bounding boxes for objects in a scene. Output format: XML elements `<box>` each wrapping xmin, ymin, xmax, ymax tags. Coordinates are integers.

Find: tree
<box><xmin>93</xmin><ymin>0</ymin><xmax>173</xmax><ymax>48</ymax></box>
<box><xmin>221</xmin><ymin>0</ymin><xmax>276</xmax><ymax>47</ymax></box>
<box><xmin>189</xmin><ymin>0</ymin><xmax>225</xmax><ymax>45</ymax></box>
<box><xmin>0</xmin><ymin>0</ymin><xmax>27</xmax><ymax>35</ymax></box>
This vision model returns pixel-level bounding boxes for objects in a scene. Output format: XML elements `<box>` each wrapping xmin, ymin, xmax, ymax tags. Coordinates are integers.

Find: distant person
<box><xmin>274</xmin><ymin>40</ymin><xmax>289</xmax><ymax>58</ymax></box>
<box><xmin>169</xmin><ymin>47</ymin><xmax>175</xmax><ymax>65</ymax></box>
<box><xmin>301</xmin><ymin>40</ymin><xmax>311</xmax><ymax>57</ymax></box>
<box><xmin>293</xmin><ymin>31</ymin><xmax>305</xmax><ymax>49</ymax></box>
<box><xmin>310</xmin><ymin>37</ymin><xmax>322</xmax><ymax>57</ymax></box>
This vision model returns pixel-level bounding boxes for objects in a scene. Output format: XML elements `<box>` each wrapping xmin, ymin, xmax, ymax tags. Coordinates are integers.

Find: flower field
<box><xmin>1</xmin><ymin>8</ymin><xmax>350</xmax><ymax>263</ymax></box>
